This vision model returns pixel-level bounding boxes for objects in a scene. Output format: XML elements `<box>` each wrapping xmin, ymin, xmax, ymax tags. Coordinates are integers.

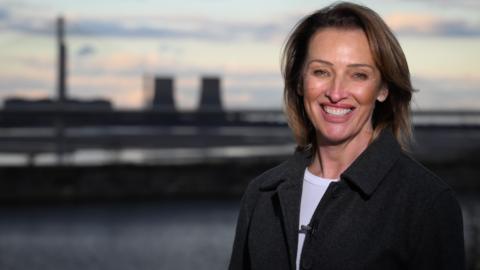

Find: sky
<box><xmin>0</xmin><ymin>0</ymin><xmax>479</xmax><ymax>111</ymax></box>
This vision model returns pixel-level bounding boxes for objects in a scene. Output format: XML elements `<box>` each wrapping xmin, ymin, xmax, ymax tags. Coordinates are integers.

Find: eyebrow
<box><xmin>307</xmin><ymin>59</ymin><xmax>375</xmax><ymax>70</ymax></box>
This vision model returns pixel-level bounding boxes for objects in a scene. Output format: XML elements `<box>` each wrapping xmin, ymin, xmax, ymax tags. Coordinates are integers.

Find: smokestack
<box><xmin>199</xmin><ymin>77</ymin><xmax>222</xmax><ymax>111</ymax></box>
<box><xmin>152</xmin><ymin>77</ymin><xmax>176</xmax><ymax>111</ymax></box>
<box><xmin>57</xmin><ymin>16</ymin><xmax>67</xmax><ymax>103</ymax></box>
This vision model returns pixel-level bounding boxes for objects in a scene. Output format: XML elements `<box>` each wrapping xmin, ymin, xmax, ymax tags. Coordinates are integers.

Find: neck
<box><xmin>308</xmin><ymin>130</ymin><xmax>373</xmax><ymax>179</ymax></box>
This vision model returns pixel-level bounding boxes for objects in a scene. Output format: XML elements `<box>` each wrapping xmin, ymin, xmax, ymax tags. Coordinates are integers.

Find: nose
<box><xmin>325</xmin><ymin>75</ymin><xmax>347</xmax><ymax>102</ymax></box>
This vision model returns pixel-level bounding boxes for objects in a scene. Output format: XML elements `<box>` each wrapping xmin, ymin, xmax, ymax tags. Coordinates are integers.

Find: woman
<box><xmin>229</xmin><ymin>2</ymin><xmax>465</xmax><ymax>270</ymax></box>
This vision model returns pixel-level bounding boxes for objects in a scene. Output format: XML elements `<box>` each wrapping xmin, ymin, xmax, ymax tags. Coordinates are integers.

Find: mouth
<box><xmin>322</xmin><ymin>105</ymin><xmax>354</xmax><ymax>116</ymax></box>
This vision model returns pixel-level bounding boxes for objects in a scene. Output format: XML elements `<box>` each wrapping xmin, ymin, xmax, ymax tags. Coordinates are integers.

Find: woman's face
<box><xmin>302</xmin><ymin>27</ymin><xmax>388</xmax><ymax>146</ymax></box>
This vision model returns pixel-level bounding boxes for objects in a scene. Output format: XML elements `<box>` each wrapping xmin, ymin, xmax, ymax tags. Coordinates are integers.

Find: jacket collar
<box><xmin>259</xmin><ymin>149</ymin><xmax>312</xmax><ymax>191</ymax></box>
<box><xmin>259</xmin><ymin>130</ymin><xmax>402</xmax><ymax>197</ymax></box>
<box><xmin>341</xmin><ymin>130</ymin><xmax>401</xmax><ymax>196</ymax></box>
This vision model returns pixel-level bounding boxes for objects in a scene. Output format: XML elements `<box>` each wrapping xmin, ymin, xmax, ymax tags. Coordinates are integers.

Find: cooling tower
<box><xmin>152</xmin><ymin>77</ymin><xmax>175</xmax><ymax>111</ymax></box>
<box><xmin>199</xmin><ymin>77</ymin><xmax>222</xmax><ymax>111</ymax></box>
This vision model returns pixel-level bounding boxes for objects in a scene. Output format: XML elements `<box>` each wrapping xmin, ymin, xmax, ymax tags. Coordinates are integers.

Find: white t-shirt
<box><xmin>296</xmin><ymin>168</ymin><xmax>338</xmax><ymax>270</ymax></box>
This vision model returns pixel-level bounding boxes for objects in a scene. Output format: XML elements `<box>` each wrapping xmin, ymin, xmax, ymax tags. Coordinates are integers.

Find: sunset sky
<box><xmin>0</xmin><ymin>0</ymin><xmax>479</xmax><ymax>110</ymax></box>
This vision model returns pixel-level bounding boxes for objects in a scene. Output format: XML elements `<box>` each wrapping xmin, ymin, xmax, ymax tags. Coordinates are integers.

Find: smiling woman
<box><xmin>301</xmin><ymin>28</ymin><xmax>388</xmax><ymax>158</ymax></box>
<box><xmin>228</xmin><ymin>2</ymin><xmax>465</xmax><ymax>270</ymax></box>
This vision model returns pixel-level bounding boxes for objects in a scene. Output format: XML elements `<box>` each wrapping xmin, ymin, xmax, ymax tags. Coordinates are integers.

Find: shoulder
<box><xmin>394</xmin><ymin>155</ymin><xmax>465</xmax><ymax>264</ymax></box>
<box><xmin>394</xmin><ymin>152</ymin><xmax>450</xmax><ymax>192</ymax></box>
<box><xmin>388</xmin><ymin>152</ymin><xmax>459</xmax><ymax>210</ymax></box>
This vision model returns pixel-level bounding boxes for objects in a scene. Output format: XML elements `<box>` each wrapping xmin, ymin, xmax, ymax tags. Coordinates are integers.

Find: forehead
<box><xmin>307</xmin><ymin>27</ymin><xmax>375</xmax><ymax>65</ymax></box>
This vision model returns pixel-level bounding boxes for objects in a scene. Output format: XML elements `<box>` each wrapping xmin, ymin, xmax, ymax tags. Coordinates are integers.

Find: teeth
<box><xmin>323</xmin><ymin>105</ymin><xmax>352</xmax><ymax>116</ymax></box>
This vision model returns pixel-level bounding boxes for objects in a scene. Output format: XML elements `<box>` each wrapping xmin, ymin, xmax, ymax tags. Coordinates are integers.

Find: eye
<box><xmin>352</xmin><ymin>72</ymin><xmax>368</xmax><ymax>80</ymax></box>
<box><xmin>313</xmin><ymin>69</ymin><xmax>329</xmax><ymax>77</ymax></box>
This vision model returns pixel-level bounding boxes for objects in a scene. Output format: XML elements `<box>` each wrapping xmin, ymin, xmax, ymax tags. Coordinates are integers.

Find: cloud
<box><xmin>0</xmin><ymin>7</ymin><xmax>9</xmax><ymax>21</ymax></box>
<box><xmin>0</xmin><ymin>7</ymin><xmax>286</xmax><ymax>41</ymax></box>
<box><xmin>159</xmin><ymin>44</ymin><xmax>183</xmax><ymax>55</ymax></box>
<box><xmin>65</xmin><ymin>17</ymin><xmax>284</xmax><ymax>42</ymax></box>
<box><xmin>76</xmin><ymin>44</ymin><xmax>96</xmax><ymax>57</ymax></box>
<box><xmin>2</xmin><ymin>1</ymin><xmax>479</xmax><ymax>40</ymax></box>
<box><xmin>71</xmin><ymin>51</ymin><xmax>159</xmax><ymax>77</ymax></box>
<box><xmin>0</xmin><ymin>75</ymin><xmax>51</xmax><ymax>94</ymax></box>
<box><xmin>434</xmin><ymin>20</ymin><xmax>480</xmax><ymax>37</ymax></box>
<box><xmin>54</xmin><ymin>13</ymin><xmax>480</xmax><ymax>39</ymax></box>
<box><xmin>400</xmin><ymin>0</ymin><xmax>480</xmax><ymax>9</ymax></box>
<box><xmin>386</xmin><ymin>13</ymin><xmax>480</xmax><ymax>37</ymax></box>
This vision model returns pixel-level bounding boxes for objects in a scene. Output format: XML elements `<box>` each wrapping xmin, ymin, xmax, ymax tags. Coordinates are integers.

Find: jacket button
<box><xmin>301</xmin><ymin>257</ymin><xmax>312</xmax><ymax>269</ymax></box>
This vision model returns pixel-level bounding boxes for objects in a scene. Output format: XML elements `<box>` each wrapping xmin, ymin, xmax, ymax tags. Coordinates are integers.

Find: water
<box><xmin>0</xmin><ymin>195</ymin><xmax>478</xmax><ymax>270</ymax></box>
<box><xmin>0</xmin><ymin>199</ymin><xmax>239</xmax><ymax>270</ymax></box>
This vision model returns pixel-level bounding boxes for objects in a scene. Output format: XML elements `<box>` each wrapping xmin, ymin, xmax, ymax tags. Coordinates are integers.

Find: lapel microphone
<box><xmin>299</xmin><ymin>221</ymin><xmax>318</xmax><ymax>235</ymax></box>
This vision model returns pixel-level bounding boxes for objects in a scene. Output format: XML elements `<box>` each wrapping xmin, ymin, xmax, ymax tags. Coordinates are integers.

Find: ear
<box><xmin>376</xmin><ymin>85</ymin><xmax>388</xmax><ymax>102</ymax></box>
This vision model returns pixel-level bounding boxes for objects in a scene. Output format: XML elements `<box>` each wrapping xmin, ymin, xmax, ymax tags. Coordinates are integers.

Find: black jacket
<box><xmin>229</xmin><ymin>131</ymin><xmax>465</xmax><ymax>270</ymax></box>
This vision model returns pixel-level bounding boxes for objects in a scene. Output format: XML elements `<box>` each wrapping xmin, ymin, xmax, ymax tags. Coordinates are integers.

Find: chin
<box><xmin>316</xmin><ymin>122</ymin><xmax>372</xmax><ymax>146</ymax></box>
<box><xmin>317</xmin><ymin>129</ymin><xmax>352</xmax><ymax>146</ymax></box>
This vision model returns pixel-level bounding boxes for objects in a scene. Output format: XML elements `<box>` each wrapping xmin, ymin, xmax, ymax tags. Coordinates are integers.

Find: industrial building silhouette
<box><xmin>151</xmin><ymin>77</ymin><xmax>175</xmax><ymax>111</ymax></box>
<box><xmin>199</xmin><ymin>77</ymin><xmax>222</xmax><ymax>111</ymax></box>
<box><xmin>148</xmin><ymin>76</ymin><xmax>223</xmax><ymax>112</ymax></box>
<box><xmin>3</xmin><ymin>16</ymin><xmax>225</xmax><ymax>113</ymax></box>
<box><xmin>3</xmin><ymin>17</ymin><xmax>112</xmax><ymax>111</ymax></box>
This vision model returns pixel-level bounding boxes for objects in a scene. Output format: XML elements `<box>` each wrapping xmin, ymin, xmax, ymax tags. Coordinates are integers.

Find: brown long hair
<box><xmin>282</xmin><ymin>2</ymin><xmax>413</xmax><ymax>151</ymax></box>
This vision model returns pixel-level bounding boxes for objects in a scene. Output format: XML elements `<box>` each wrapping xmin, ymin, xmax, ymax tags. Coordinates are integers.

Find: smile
<box><xmin>322</xmin><ymin>105</ymin><xmax>353</xmax><ymax>116</ymax></box>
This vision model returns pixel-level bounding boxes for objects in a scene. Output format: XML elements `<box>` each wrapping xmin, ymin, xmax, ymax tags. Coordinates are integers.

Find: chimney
<box><xmin>57</xmin><ymin>16</ymin><xmax>67</xmax><ymax>104</ymax></box>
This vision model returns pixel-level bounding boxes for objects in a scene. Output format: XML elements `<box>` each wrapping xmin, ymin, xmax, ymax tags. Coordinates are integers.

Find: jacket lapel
<box><xmin>261</xmin><ymin>151</ymin><xmax>310</xmax><ymax>270</ymax></box>
<box><xmin>277</xmin><ymin>180</ymin><xmax>302</xmax><ymax>270</ymax></box>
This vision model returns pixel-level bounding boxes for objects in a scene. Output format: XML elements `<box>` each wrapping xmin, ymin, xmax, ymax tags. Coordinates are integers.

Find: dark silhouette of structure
<box><xmin>199</xmin><ymin>77</ymin><xmax>222</xmax><ymax>111</ymax></box>
<box><xmin>151</xmin><ymin>77</ymin><xmax>175</xmax><ymax>111</ymax></box>
<box><xmin>57</xmin><ymin>17</ymin><xmax>67</xmax><ymax>104</ymax></box>
<box><xmin>2</xmin><ymin>17</ymin><xmax>111</xmax><ymax>111</ymax></box>
<box><xmin>144</xmin><ymin>76</ymin><xmax>223</xmax><ymax>111</ymax></box>
<box><xmin>3</xmin><ymin>98</ymin><xmax>112</xmax><ymax>111</ymax></box>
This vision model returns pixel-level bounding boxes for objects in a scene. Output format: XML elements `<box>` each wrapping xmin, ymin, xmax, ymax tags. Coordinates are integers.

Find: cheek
<box><xmin>303</xmin><ymin>77</ymin><xmax>326</xmax><ymax>99</ymax></box>
<box><xmin>351</xmin><ymin>84</ymin><xmax>382</xmax><ymax>105</ymax></box>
